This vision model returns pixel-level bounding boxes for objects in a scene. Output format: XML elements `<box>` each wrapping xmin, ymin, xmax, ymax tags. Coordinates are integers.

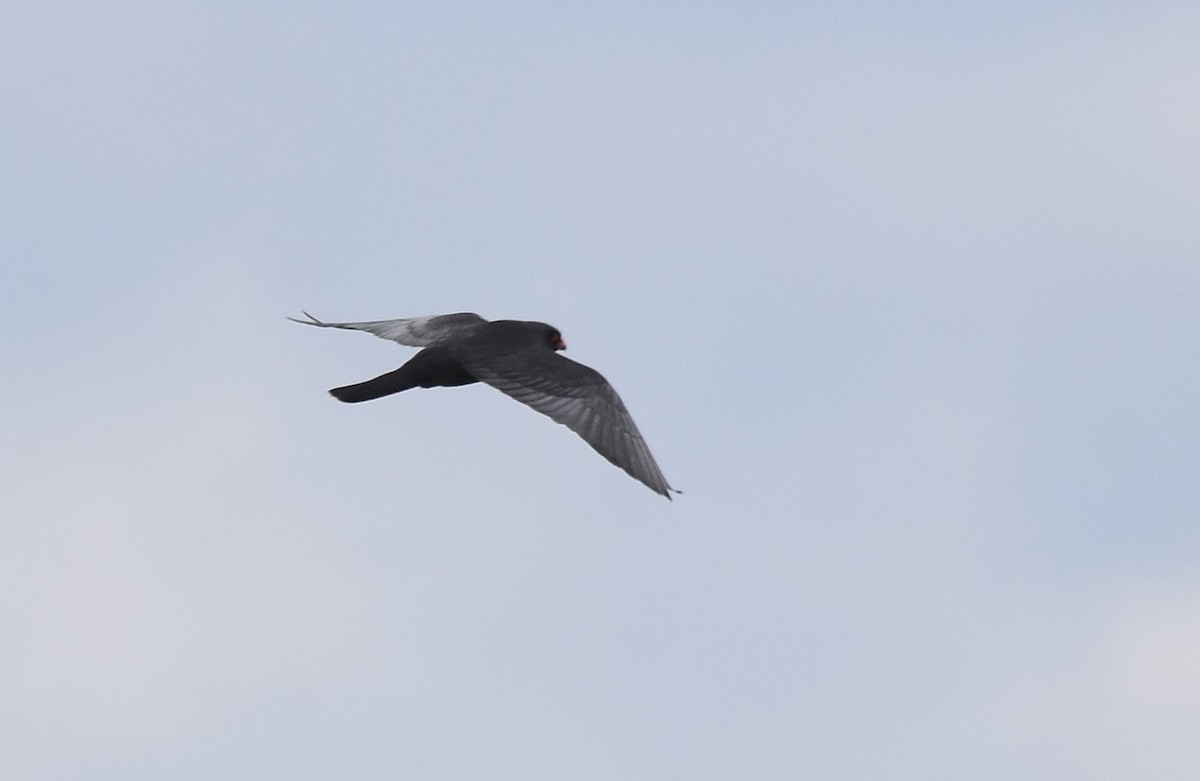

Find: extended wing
<box><xmin>288</xmin><ymin>311</ymin><xmax>487</xmax><ymax>347</ymax></box>
<box><xmin>466</xmin><ymin>349</ymin><xmax>677</xmax><ymax>498</ymax></box>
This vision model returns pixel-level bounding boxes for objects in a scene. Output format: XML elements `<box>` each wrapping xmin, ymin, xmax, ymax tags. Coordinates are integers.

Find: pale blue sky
<box><xmin>3</xmin><ymin>3</ymin><xmax>1199</xmax><ymax>779</ymax></box>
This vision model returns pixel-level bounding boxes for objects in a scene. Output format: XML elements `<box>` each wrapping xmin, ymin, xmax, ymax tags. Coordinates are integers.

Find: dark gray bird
<box><xmin>290</xmin><ymin>311</ymin><xmax>678</xmax><ymax>499</ymax></box>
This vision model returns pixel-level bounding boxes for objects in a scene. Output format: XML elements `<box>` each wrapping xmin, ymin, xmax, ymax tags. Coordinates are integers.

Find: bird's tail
<box><xmin>328</xmin><ymin>367</ymin><xmax>416</xmax><ymax>403</ymax></box>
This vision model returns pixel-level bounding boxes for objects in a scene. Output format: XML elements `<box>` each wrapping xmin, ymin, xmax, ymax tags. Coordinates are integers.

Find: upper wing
<box><xmin>465</xmin><ymin>349</ymin><xmax>677</xmax><ymax>499</ymax></box>
<box><xmin>288</xmin><ymin>311</ymin><xmax>488</xmax><ymax>346</ymax></box>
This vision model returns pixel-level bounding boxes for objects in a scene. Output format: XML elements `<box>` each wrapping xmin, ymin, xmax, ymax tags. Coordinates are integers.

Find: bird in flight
<box><xmin>290</xmin><ymin>311</ymin><xmax>678</xmax><ymax>499</ymax></box>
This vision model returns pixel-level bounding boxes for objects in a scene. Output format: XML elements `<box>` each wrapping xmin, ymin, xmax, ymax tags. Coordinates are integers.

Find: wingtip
<box><xmin>287</xmin><ymin>311</ymin><xmax>326</xmax><ymax>327</ymax></box>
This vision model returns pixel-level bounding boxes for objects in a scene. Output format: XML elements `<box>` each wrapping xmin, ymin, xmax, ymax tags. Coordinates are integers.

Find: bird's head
<box><xmin>547</xmin><ymin>327</ymin><xmax>566</xmax><ymax>351</ymax></box>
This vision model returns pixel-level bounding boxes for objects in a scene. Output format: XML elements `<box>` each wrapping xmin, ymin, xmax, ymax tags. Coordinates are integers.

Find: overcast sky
<box><xmin>3</xmin><ymin>3</ymin><xmax>1199</xmax><ymax>779</ymax></box>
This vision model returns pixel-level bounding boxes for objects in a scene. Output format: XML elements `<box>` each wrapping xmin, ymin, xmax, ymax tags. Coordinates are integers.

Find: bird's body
<box><xmin>290</xmin><ymin>311</ymin><xmax>677</xmax><ymax>499</ymax></box>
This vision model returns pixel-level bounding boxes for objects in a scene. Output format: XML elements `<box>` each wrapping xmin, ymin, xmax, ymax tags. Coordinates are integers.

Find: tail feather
<box><xmin>329</xmin><ymin>367</ymin><xmax>415</xmax><ymax>403</ymax></box>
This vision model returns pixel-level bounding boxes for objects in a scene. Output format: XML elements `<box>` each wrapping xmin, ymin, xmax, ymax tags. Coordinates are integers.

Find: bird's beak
<box><xmin>553</xmin><ymin>335</ymin><xmax>566</xmax><ymax>351</ymax></box>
